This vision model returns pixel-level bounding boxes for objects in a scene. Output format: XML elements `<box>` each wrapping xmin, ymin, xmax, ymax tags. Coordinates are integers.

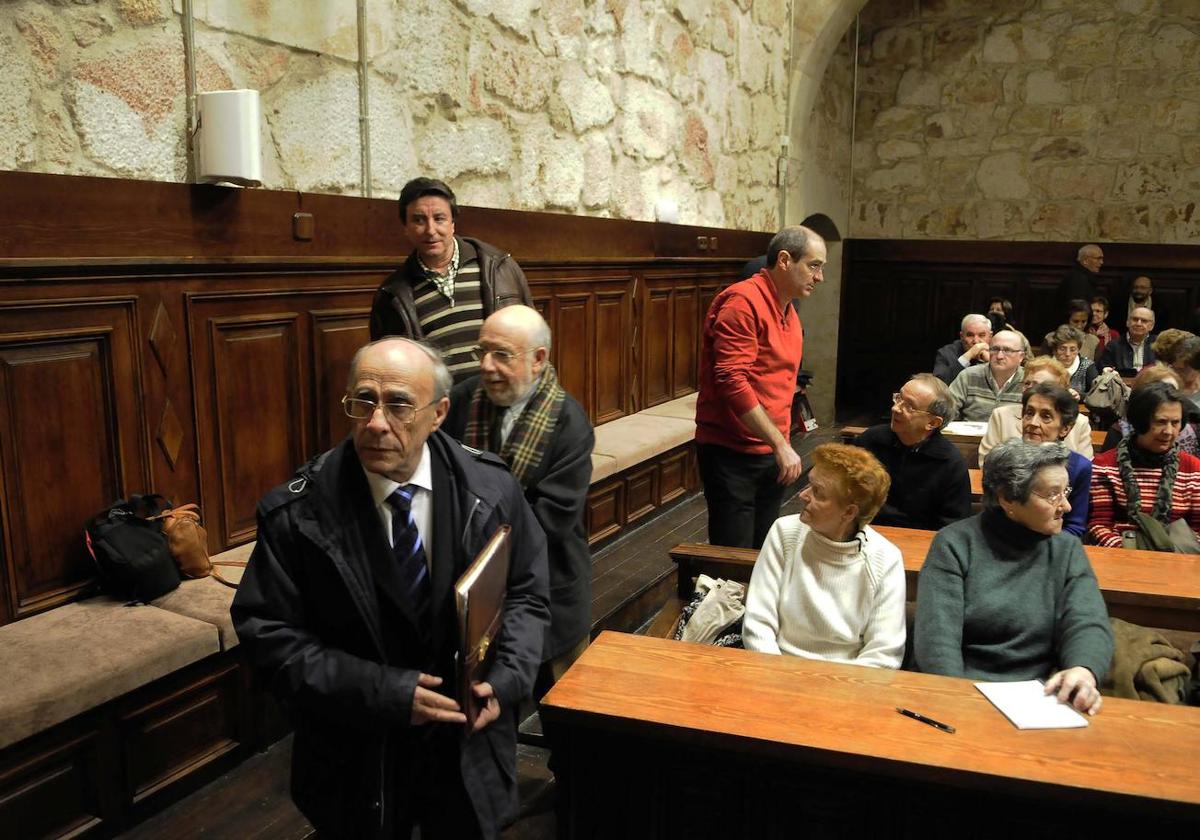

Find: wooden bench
<box><xmin>658</xmin><ymin>532</ymin><xmax>1200</xmax><ymax>649</ymax></box>
<box><xmin>0</xmin><ymin>543</ymin><xmax>262</xmax><ymax>839</ymax></box>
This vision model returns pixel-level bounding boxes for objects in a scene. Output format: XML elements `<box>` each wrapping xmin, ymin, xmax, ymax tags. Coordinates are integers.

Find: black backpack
<box><xmin>85</xmin><ymin>494</ymin><xmax>181</xmax><ymax>602</ymax></box>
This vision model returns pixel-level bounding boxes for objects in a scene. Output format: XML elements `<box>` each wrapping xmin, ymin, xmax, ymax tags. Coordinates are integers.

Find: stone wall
<box><xmin>850</xmin><ymin>0</ymin><xmax>1200</xmax><ymax>244</ymax></box>
<box><xmin>0</xmin><ymin>0</ymin><xmax>795</xmax><ymax>231</ymax></box>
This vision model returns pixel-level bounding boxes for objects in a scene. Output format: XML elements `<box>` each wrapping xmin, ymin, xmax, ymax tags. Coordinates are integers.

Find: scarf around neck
<box><xmin>1117</xmin><ymin>436</ymin><xmax>1180</xmax><ymax>523</ymax></box>
<box><xmin>463</xmin><ymin>364</ymin><xmax>565</xmax><ymax>487</ymax></box>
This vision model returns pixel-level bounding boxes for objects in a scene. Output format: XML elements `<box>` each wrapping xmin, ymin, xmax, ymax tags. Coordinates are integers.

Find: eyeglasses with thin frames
<box><xmin>470</xmin><ymin>346</ymin><xmax>534</xmax><ymax>365</ymax></box>
<box><xmin>891</xmin><ymin>393</ymin><xmax>932</xmax><ymax>415</ymax></box>
<box><xmin>342</xmin><ymin>395</ymin><xmax>438</xmax><ymax>426</ymax></box>
<box><xmin>989</xmin><ymin>346</ymin><xmax>1023</xmax><ymax>355</ymax></box>
<box><xmin>1031</xmin><ymin>486</ymin><xmax>1072</xmax><ymax>506</ymax></box>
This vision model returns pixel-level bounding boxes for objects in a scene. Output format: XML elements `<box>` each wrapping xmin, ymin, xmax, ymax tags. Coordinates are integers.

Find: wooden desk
<box><xmin>669</xmin><ymin>530</ymin><xmax>1200</xmax><ymax>633</ymax></box>
<box><xmin>543</xmin><ymin>633</ymin><xmax>1200</xmax><ymax>837</ymax></box>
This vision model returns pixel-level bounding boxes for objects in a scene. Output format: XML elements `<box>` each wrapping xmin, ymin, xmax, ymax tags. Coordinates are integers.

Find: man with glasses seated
<box><xmin>947</xmin><ymin>330</ymin><xmax>1027</xmax><ymax>421</ymax></box>
<box><xmin>232</xmin><ymin>337</ymin><xmax>550</xmax><ymax>839</ymax></box>
<box><xmin>853</xmin><ymin>374</ymin><xmax>971</xmax><ymax>530</ymax></box>
<box><xmin>444</xmin><ymin>305</ymin><xmax>594</xmax><ymax>700</ymax></box>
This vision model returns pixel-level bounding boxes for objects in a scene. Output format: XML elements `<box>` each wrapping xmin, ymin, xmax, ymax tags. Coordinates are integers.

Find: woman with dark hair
<box><xmin>1044</xmin><ymin>300</ymin><xmax>1099</xmax><ymax>361</ymax></box>
<box><xmin>1088</xmin><ymin>296</ymin><xmax>1120</xmax><ymax>355</ymax></box>
<box><xmin>914</xmin><ymin>440</ymin><xmax>1113</xmax><ymax>715</ymax></box>
<box><xmin>1089</xmin><ymin>382</ymin><xmax>1200</xmax><ymax>549</ymax></box>
<box><xmin>1017</xmin><ymin>383</ymin><xmax>1092</xmax><ymax>537</ymax></box>
<box><xmin>1044</xmin><ymin>324</ymin><xmax>1098</xmax><ymax>396</ymax></box>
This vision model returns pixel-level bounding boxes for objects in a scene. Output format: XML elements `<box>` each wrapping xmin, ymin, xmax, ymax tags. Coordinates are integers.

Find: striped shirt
<box><xmin>948</xmin><ymin>364</ymin><xmax>1025</xmax><ymax>422</ymax></box>
<box><xmin>1087</xmin><ymin>448</ymin><xmax>1200</xmax><ymax>547</ymax></box>
<box><xmin>413</xmin><ymin>239</ymin><xmax>484</xmax><ymax>383</ymax></box>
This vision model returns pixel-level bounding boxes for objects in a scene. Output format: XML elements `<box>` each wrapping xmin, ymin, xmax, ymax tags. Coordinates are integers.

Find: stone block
<box><xmin>982</xmin><ymin>23</ymin><xmax>1053</xmax><ymax>63</ymax></box>
<box><xmin>1156</xmin><ymin>201</ymin><xmax>1200</xmax><ymax>243</ymax></box>
<box><xmin>1030</xmin><ymin>202</ymin><xmax>1095</xmax><ymax>239</ymax></box>
<box><xmin>0</xmin><ymin>34</ymin><xmax>37</xmax><ymax>170</ymax></box>
<box><xmin>737</xmin><ymin>20</ymin><xmax>770</xmax><ymax>93</ymax></box>
<box><xmin>854</xmin><ymin>199</ymin><xmax>899</xmax><ymax>238</ymax></box>
<box><xmin>670</xmin><ymin>0</ymin><xmax>709</xmax><ymax>26</ymax></box>
<box><xmin>1025</xmin><ymin>69</ymin><xmax>1069</xmax><ymax>104</ymax></box>
<box><xmin>611</xmin><ymin>154</ymin><xmax>655</xmax><ymax>220</ymax></box>
<box><xmin>620</xmin><ymin>77</ymin><xmax>680</xmax><ymax>160</ymax></box>
<box><xmin>1114</xmin><ymin>161</ymin><xmax>1177</xmax><ymax>201</ymax></box>
<box><xmin>1061</xmin><ymin>22</ymin><xmax>1117</xmax><ymax>65</ymax></box>
<box><xmin>751</xmin><ymin>0</ymin><xmax>787</xmax><ymax>28</ymax></box>
<box><xmin>872</xmin><ymin>105</ymin><xmax>924</xmax><ymax>135</ymax></box>
<box><xmin>695</xmin><ymin>48</ymin><xmax>729</xmax><ymax>117</ymax></box>
<box><xmin>1038</xmin><ymin>162</ymin><xmax>1113</xmax><ymax>201</ymax></box>
<box><xmin>1008</xmin><ymin>104</ymin><xmax>1051</xmax><ymax>132</ymax></box>
<box><xmin>857</xmin><ymin>65</ymin><xmax>900</xmax><ymax>95</ymax></box>
<box><xmin>1151</xmin><ymin>23</ymin><xmax>1198</xmax><ymax>69</ymax></box>
<box><xmin>926</xmin><ymin>136</ymin><xmax>989</xmax><ymax>158</ymax></box>
<box><xmin>483</xmin><ymin>34</ymin><xmax>553</xmax><ymax>111</ymax></box>
<box><xmin>896</xmin><ymin>68</ymin><xmax>941</xmax><ymax>106</ymax></box>
<box><xmin>1140</xmin><ymin>132</ymin><xmax>1181</xmax><ymax>157</ymax></box>
<box><xmin>117</xmin><ymin>0</ymin><xmax>168</xmax><ymax>26</ymax></box>
<box><xmin>224</xmin><ymin>36</ymin><xmax>292</xmax><ymax>91</ymax></box>
<box><xmin>1182</xmin><ymin>137</ymin><xmax>1200</xmax><ymax>166</ymax></box>
<box><xmin>870</xmin><ymin>26</ymin><xmax>923</xmax><ymax>67</ymax></box>
<box><xmin>70</xmin><ymin>8</ymin><xmax>115</xmax><ymax>48</ymax></box>
<box><xmin>617</xmin><ymin>0</ymin><xmax>662</xmax><ymax>80</ymax></box>
<box><xmin>924</xmin><ymin>111</ymin><xmax>958</xmax><ymax>139</ymax></box>
<box><xmin>15</xmin><ymin>5</ymin><xmax>65</xmax><ymax>75</ymax></box>
<box><xmin>1098</xmin><ymin>204</ymin><xmax>1153</xmax><ymax>241</ymax></box>
<box><xmin>452</xmin><ymin>176</ymin><xmax>515</xmax><ymax>210</ymax></box>
<box><xmin>910</xmin><ymin>204</ymin><xmax>971</xmax><ymax>237</ymax></box>
<box><xmin>864</xmin><ymin>160</ymin><xmax>926</xmax><ymax>193</ymax></box>
<box><xmin>945</xmin><ymin>69</ymin><xmax>1003</xmax><ymax>105</ymax></box>
<box><xmin>188</xmin><ymin>0</ymin><xmax>363</xmax><ymax>62</ymax></box>
<box><xmin>368</xmin><ymin>81</ymin><xmax>419</xmax><ymax>195</ymax></box>
<box><xmin>932</xmin><ymin>158</ymin><xmax>978</xmax><ymax>198</ymax></box>
<box><xmin>657</xmin><ymin>13</ymin><xmax>695</xmax><ymax>78</ymax></box>
<box><xmin>268</xmin><ymin>66</ymin><xmax>360</xmax><ymax>192</ymax></box>
<box><xmin>556</xmin><ymin>64</ymin><xmax>615</xmax><ymax>132</ymax></box>
<box><xmin>39</xmin><ymin>103</ymin><xmax>78</xmax><ymax>169</ymax></box>
<box><xmin>1051</xmin><ymin>104</ymin><xmax>1101</xmax><ymax>133</ymax></box>
<box><xmin>581</xmin><ymin>131</ymin><xmax>612</xmax><ymax>208</ymax></box>
<box><xmin>1031</xmin><ymin>136</ymin><xmax>1089</xmax><ymax>161</ymax></box>
<box><xmin>385</xmin><ymin>1</ymin><xmax>469</xmax><ymax>104</ymax></box>
<box><xmin>725</xmin><ymin>88</ymin><xmax>752</xmax><ymax>152</ymax></box>
<box><xmin>1084</xmin><ymin>67</ymin><xmax>1118</xmax><ymax>101</ymax></box>
<box><xmin>1153</xmin><ymin>99</ymin><xmax>1200</xmax><ymax>132</ymax></box>
<box><xmin>421</xmin><ymin>115</ymin><xmax>513</xmax><ymax>180</ymax></box>
<box><xmin>705</xmin><ymin>1</ymin><xmax>736</xmax><ymax>56</ymax></box>
<box><xmin>463</xmin><ymin>0</ymin><xmax>539</xmax><ymax>35</ymax></box>
<box><xmin>977</xmin><ymin>151</ymin><xmax>1030</xmax><ymax>199</ymax></box>
<box><xmin>990</xmin><ymin>133</ymin><xmax>1030</xmax><ymax>151</ymax></box>
<box><xmin>541</xmin><ymin>135</ymin><xmax>584</xmax><ymax>208</ymax></box>
<box><xmin>974</xmin><ymin>200</ymin><xmax>1028</xmax><ymax>238</ymax></box>
<box><xmin>539</xmin><ymin>0</ymin><xmax>586</xmax><ymax>58</ymax></box>
<box><xmin>749</xmin><ymin>92</ymin><xmax>778</xmax><ymax>150</ymax></box>
<box><xmin>681</xmin><ymin>110</ymin><xmax>714</xmax><ymax>185</ymax></box>
<box><xmin>877</xmin><ymin>139</ymin><xmax>923</xmax><ymax>162</ymax></box>
<box><xmin>932</xmin><ymin>20</ymin><xmax>980</xmax><ymax>65</ymax></box>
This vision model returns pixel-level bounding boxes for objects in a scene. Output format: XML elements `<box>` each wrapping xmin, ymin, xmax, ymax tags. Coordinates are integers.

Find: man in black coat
<box><xmin>852</xmin><ymin>373</ymin><xmax>971</xmax><ymax>530</ymax></box>
<box><xmin>369</xmin><ymin>177</ymin><xmax>533</xmax><ymax>383</ymax></box>
<box><xmin>1058</xmin><ymin>244</ymin><xmax>1103</xmax><ymax>328</ymax></box>
<box><xmin>444</xmin><ymin>305</ymin><xmax>594</xmax><ymax>700</ymax></box>
<box><xmin>1097</xmin><ymin>305</ymin><xmax>1157</xmax><ymax>376</ymax></box>
<box><xmin>231</xmin><ymin>338</ymin><xmax>549</xmax><ymax>839</ymax></box>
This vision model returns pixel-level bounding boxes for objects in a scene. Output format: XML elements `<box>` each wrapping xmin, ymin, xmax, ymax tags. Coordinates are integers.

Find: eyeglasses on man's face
<box><xmin>342</xmin><ymin>395</ymin><xmax>437</xmax><ymax>425</ymax></box>
<box><xmin>470</xmin><ymin>345</ymin><xmax>533</xmax><ymax>365</ymax></box>
<box><xmin>891</xmin><ymin>393</ymin><xmax>931</xmax><ymax>415</ymax></box>
<box><xmin>989</xmin><ymin>346</ymin><xmax>1022</xmax><ymax>356</ymax></box>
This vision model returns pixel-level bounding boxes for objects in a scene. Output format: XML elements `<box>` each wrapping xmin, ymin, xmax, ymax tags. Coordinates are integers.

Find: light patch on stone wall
<box><xmin>368</xmin><ymin>80</ymin><xmax>419</xmax><ymax>196</ymax></box>
<box><xmin>0</xmin><ymin>33</ymin><xmax>37</xmax><ymax>170</ymax></box>
<box><xmin>70</xmin><ymin>82</ymin><xmax>184</xmax><ymax>179</ymax></box>
<box><xmin>268</xmin><ymin>67</ymin><xmax>361</xmax><ymax>192</ymax></box>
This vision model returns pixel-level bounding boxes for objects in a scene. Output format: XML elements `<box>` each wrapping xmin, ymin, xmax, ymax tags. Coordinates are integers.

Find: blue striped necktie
<box><xmin>386</xmin><ymin>485</ymin><xmax>430</xmax><ymax>619</ymax></box>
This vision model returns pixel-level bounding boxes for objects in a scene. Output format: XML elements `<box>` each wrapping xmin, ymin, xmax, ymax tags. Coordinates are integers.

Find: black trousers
<box><xmin>696</xmin><ymin>443</ymin><xmax>786</xmax><ymax>549</ymax></box>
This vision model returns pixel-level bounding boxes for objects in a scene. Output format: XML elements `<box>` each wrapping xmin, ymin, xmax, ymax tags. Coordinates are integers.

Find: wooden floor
<box><xmin>116</xmin><ymin>427</ymin><xmax>837</xmax><ymax>840</ymax></box>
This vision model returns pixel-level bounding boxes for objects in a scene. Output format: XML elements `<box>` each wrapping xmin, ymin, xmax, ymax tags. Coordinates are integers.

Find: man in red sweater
<box><xmin>695</xmin><ymin>225</ymin><xmax>827</xmax><ymax>548</ymax></box>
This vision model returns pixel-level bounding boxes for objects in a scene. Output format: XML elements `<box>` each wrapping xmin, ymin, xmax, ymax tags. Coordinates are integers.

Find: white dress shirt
<box><xmin>363</xmin><ymin>443</ymin><xmax>434</xmax><ymax>565</ymax></box>
<box><xmin>499</xmin><ymin>385</ymin><xmax>537</xmax><ymax>447</ymax></box>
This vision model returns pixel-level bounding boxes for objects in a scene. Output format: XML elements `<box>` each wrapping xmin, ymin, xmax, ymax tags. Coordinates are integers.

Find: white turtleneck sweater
<box><xmin>742</xmin><ymin>516</ymin><xmax>907</xmax><ymax>668</ymax></box>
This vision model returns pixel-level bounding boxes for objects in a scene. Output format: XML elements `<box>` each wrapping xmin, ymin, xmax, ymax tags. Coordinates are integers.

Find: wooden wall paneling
<box><xmin>586</xmin><ymin>478</ymin><xmax>624</xmax><ymax>546</ymax></box>
<box><xmin>553</xmin><ymin>293</ymin><xmax>594</xmax><ymax>423</ymax></box>
<box><xmin>672</xmin><ymin>284</ymin><xmax>698</xmax><ymax>397</ymax></box>
<box><xmin>658</xmin><ymin>448</ymin><xmax>691</xmax><ymax>506</ymax></box>
<box><xmin>1152</xmin><ymin>287</ymin><xmax>1190</xmax><ymax>331</ymax></box>
<box><xmin>643</xmin><ymin>285</ymin><xmax>673</xmax><ymax>408</ymax></box>
<box><xmin>593</xmin><ymin>286</ymin><xmax>631</xmax><ymax>424</ymax></box>
<box><xmin>0</xmin><ymin>727</ymin><xmax>108</xmax><ymax>838</ymax></box>
<box><xmin>0</xmin><ymin>299</ymin><xmax>148</xmax><ymax>621</ymax></box>
<box><xmin>623</xmin><ymin>465</ymin><xmax>658</xmax><ymax>526</ymax></box>
<box><xmin>930</xmin><ymin>276</ymin><xmax>974</xmax><ymax>341</ymax></box>
<box><xmin>310</xmin><ymin>308</ymin><xmax>371</xmax><ymax>452</ymax></box>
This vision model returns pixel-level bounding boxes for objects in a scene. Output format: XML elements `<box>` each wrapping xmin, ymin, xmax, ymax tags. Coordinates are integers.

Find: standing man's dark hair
<box><xmin>370</xmin><ymin>176</ymin><xmax>533</xmax><ymax>384</ymax></box>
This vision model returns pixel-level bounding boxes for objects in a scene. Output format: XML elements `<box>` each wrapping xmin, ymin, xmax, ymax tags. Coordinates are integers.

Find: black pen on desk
<box><xmin>896</xmin><ymin>707</ymin><xmax>956</xmax><ymax>734</ymax></box>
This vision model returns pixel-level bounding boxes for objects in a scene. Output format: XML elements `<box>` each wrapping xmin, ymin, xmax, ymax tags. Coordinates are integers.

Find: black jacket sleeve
<box><xmin>936</xmin><ymin>458</ymin><xmax>973</xmax><ymax>529</ymax></box>
<box><xmin>932</xmin><ymin>343</ymin><xmax>964</xmax><ymax>385</ymax></box>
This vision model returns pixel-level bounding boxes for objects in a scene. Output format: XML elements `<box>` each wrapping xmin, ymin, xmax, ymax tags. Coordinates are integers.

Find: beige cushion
<box><xmin>640</xmin><ymin>392</ymin><xmax>699</xmax><ymax>421</ymax></box>
<box><xmin>152</xmin><ymin>576</ymin><xmax>239</xmax><ymax>651</ymax></box>
<box><xmin>590</xmin><ymin>453</ymin><xmax>618</xmax><ymax>484</ymax></box>
<box><xmin>0</xmin><ymin>598</ymin><xmax>219</xmax><ymax>749</ymax></box>
<box><xmin>592</xmin><ymin>413</ymin><xmax>695</xmax><ymax>472</ymax></box>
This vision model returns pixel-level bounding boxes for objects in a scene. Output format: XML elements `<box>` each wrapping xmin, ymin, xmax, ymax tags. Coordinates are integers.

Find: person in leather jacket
<box><xmin>369</xmin><ymin>177</ymin><xmax>532</xmax><ymax>383</ymax></box>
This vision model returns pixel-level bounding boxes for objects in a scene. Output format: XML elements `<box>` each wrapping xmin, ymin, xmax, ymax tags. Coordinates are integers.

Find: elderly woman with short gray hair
<box><xmin>913</xmin><ymin>440</ymin><xmax>1114</xmax><ymax>715</ymax></box>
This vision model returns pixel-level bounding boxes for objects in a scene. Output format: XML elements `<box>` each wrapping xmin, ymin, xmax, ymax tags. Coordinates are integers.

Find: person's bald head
<box><xmin>1128</xmin><ymin>306</ymin><xmax>1155</xmax><ymax>342</ymax></box>
<box><xmin>345</xmin><ymin>338</ymin><xmax>451</xmax><ymax>482</ymax></box>
<box><xmin>988</xmin><ymin>330</ymin><xmax>1025</xmax><ymax>378</ymax></box>
<box><xmin>477</xmin><ymin>305</ymin><xmax>551</xmax><ymax>406</ymax></box>
<box><xmin>1077</xmin><ymin>244</ymin><xmax>1103</xmax><ymax>274</ymax></box>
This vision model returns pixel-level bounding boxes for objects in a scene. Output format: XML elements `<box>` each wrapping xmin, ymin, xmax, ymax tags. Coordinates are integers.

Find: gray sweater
<box><xmin>913</xmin><ymin>510</ymin><xmax>1114</xmax><ymax>682</ymax></box>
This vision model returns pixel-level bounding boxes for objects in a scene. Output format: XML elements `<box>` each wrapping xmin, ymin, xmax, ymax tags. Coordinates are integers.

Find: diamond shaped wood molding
<box><xmin>149</xmin><ymin>302</ymin><xmax>176</xmax><ymax>374</ymax></box>
<box><xmin>157</xmin><ymin>399</ymin><xmax>184</xmax><ymax>469</ymax></box>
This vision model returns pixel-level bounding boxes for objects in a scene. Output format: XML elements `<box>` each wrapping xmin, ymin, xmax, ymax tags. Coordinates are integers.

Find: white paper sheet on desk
<box><xmin>942</xmin><ymin>421</ymin><xmax>989</xmax><ymax>436</ymax></box>
<box><xmin>974</xmin><ymin>680</ymin><xmax>1089</xmax><ymax>729</ymax></box>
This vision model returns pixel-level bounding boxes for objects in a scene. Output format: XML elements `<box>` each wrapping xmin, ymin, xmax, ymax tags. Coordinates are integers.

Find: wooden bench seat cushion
<box><xmin>589</xmin><ymin>393</ymin><xmax>698</xmax><ymax>483</ymax></box>
<box><xmin>150</xmin><ymin>542</ymin><xmax>252</xmax><ymax>651</ymax></box>
<box><xmin>0</xmin><ymin>598</ymin><xmax>220</xmax><ymax>750</ymax></box>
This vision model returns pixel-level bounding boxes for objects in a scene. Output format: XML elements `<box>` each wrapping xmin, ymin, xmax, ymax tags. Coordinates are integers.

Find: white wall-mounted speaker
<box><xmin>195</xmin><ymin>89</ymin><xmax>263</xmax><ymax>187</ymax></box>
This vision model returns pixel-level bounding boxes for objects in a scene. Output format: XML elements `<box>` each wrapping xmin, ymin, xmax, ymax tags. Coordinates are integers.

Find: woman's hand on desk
<box><xmin>1045</xmin><ymin>666</ymin><xmax>1102</xmax><ymax>715</ymax></box>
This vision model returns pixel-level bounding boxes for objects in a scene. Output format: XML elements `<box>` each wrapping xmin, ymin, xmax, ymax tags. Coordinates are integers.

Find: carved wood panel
<box><xmin>643</xmin><ymin>289</ymin><xmax>672</xmax><ymax>407</ymax></box>
<box><xmin>594</xmin><ymin>289</ymin><xmax>629</xmax><ymax>424</ymax></box>
<box><xmin>672</xmin><ymin>286</ymin><xmax>698</xmax><ymax>397</ymax></box>
<box><xmin>310</xmin><ymin>309</ymin><xmax>371</xmax><ymax>452</ymax></box>
<box><xmin>553</xmin><ymin>294</ymin><xmax>593</xmax><ymax>419</ymax></box>
<box><xmin>0</xmin><ymin>300</ymin><xmax>146</xmax><ymax>620</ymax></box>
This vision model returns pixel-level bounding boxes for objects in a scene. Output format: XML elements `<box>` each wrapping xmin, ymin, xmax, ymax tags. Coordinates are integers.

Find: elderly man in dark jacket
<box><xmin>445</xmin><ymin>305</ymin><xmax>594</xmax><ymax>699</ymax></box>
<box><xmin>232</xmin><ymin>338</ymin><xmax>549</xmax><ymax>839</ymax></box>
<box><xmin>369</xmin><ymin>177</ymin><xmax>532</xmax><ymax>384</ymax></box>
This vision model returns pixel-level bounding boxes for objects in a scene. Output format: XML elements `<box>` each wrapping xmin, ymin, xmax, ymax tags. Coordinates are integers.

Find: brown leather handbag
<box><xmin>152</xmin><ymin>504</ymin><xmax>246</xmax><ymax>588</ymax></box>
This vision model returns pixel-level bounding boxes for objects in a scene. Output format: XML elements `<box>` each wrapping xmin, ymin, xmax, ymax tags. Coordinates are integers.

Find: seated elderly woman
<box><xmin>914</xmin><ymin>440</ymin><xmax>1113</xmax><ymax>715</ymax></box>
<box><xmin>743</xmin><ymin>443</ymin><xmax>906</xmax><ymax>669</ymax></box>
<box><xmin>1043</xmin><ymin>299</ymin><xmax>1100</xmax><ymax>360</ymax></box>
<box><xmin>1089</xmin><ymin>381</ymin><xmax>1200</xmax><ymax>550</ymax></box>
<box><xmin>1101</xmin><ymin>363</ymin><xmax>1199</xmax><ymax>455</ymax></box>
<box><xmin>1044</xmin><ymin>324</ymin><xmax>1098</xmax><ymax>396</ymax></box>
<box><xmin>1014</xmin><ymin>383</ymin><xmax>1092</xmax><ymax>537</ymax></box>
<box><xmin>978</xmin><ymin>356</ymin><xmax>1094</xmax><ymax>460</ymax></box>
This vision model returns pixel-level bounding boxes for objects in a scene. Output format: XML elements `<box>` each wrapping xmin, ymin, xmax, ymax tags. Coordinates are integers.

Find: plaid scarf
<box><xmin>463</xmin><ymin>364</ymin><xmax>565</xmax><ymax>487</ymax></box>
